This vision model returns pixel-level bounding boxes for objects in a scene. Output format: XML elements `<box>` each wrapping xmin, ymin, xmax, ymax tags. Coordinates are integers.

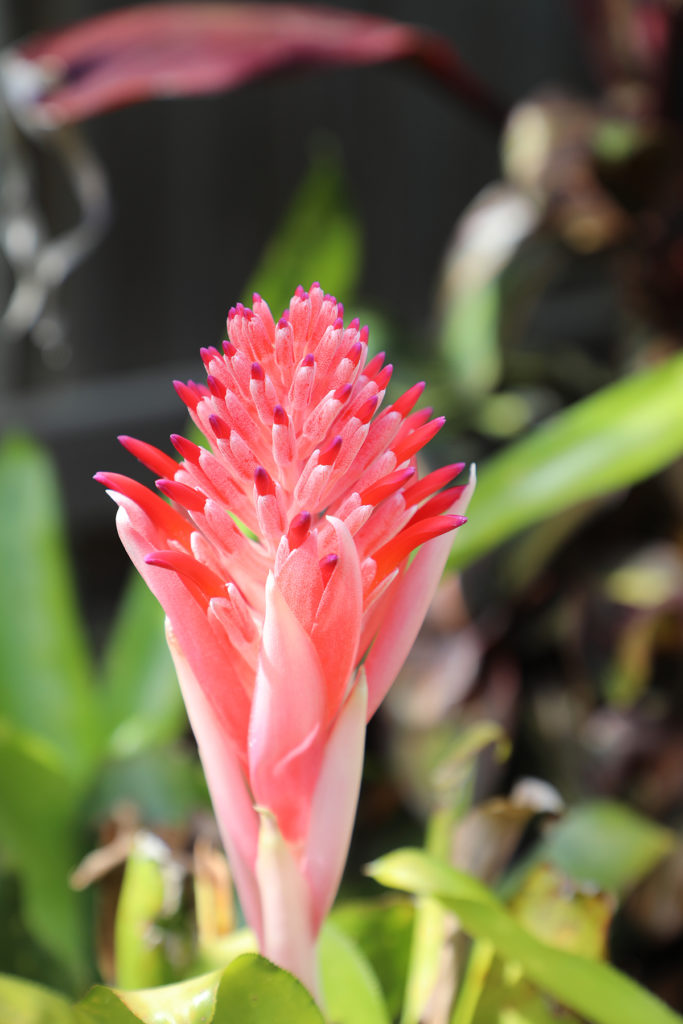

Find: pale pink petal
<box><xmin>303</xmin><ymin>673</ymin><xmax>367</xmax><ymax>933</ymax></box>
<box><xmin>256</xmin><ymin>810</ymin><xmax>318</xmax><ymax>999</ymax></box>
<box><xmin>311</xmin><ymin>516</ymin><xmax>363</xmax><ymax>719</ymax></box>
<box><xmin>166</xmin><ymin>623</ymin><xmax>263</xmax><ymax>944</ymax></box>
<box><xmin>275</xmin><ymin>538</ymin><xmax>323</xmax><ymax>635</ymax></box>
<box><xmin>115</xmin><ymin>501</ymin><xmax>252</xmax><ymax>750</ymax></box>
<box><xmin>364</xmin><ymin>466</ymin><xmax>476</xmax><ymax>719</ymax></box>
<box><xmin>248</xmin><ymin>573</ymin><xmax>327</xmax><ymax>843</ymax></box>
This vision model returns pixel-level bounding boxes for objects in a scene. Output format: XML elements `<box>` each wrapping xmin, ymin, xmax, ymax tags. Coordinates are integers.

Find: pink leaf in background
<box><xmin>10</xmin><ymin>2</ymin><xmax>503</xmax><ymax>126</ymax></box>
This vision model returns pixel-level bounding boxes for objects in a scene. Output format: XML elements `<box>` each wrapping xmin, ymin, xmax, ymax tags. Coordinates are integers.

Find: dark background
<box><xmin>0</xmin><ymin>0</ymin><xmax>591</xmax><ymax>628</ymax></box>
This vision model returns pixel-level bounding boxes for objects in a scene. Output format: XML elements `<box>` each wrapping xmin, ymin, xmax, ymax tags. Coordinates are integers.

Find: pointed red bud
<box><xmin>170</xmin><ymin>434</ymin><xmax>202</xmax><ymax>463</ymax></box>
<box><xmin>254</xmin><ymin>466</ymin><xmax>275</xmax><ymax>496</ymax></box>
<box><xmin>155</xmin><ymin>478</ymin><xmax>206</xmax><ymax>511</ymax></box>
<box><xmin>320</xmin><ymin>553</ymin><xmax>339</xmax><ymax>586</ymax></box>
<box><xmin>118</xmin><ymin>435</ymin><xmax>178</xmax><ymax>478</ymax></box>
<box><xmin>206</xmin><ymin>374</ymin><xmax>226</xmax><ymax>398</ymax></box>
<box><xmin>287</xmin><ymin>511</ymin><xmax>311</xmax><ymax>548</ymax></box>
<box><xmin>318</xmin><ymin>436</ymin><xmax>342</xmax><ymax>466</ymax></box>
<box><xmin>208</xmin><ymin>414</ymin><xmax>230</xmax><ymax>440</ymax></box>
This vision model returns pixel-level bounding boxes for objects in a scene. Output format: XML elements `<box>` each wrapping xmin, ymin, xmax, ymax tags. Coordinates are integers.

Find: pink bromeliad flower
<box><xmin>96</xmin><ymin>283</ymin><xmax>472</xmax><ymax>995</ymax></box>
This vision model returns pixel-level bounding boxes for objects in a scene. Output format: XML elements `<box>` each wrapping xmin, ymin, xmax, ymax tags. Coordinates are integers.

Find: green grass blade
<box><xmin>451</xmin><ymin>353</ymin><xmax>683</xmax><ymax>569</ymax></box>
<box><xmin>368</xmin><ymin>848</ymin><xmax>683</xmax><ymax>1024</ymax></box>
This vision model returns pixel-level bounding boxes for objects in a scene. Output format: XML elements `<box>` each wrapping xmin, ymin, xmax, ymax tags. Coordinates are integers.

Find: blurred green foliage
<box><xmin>4</xmin><ymin>83</ymin><xmax>683</xmax><ymax>1021</ymax></box>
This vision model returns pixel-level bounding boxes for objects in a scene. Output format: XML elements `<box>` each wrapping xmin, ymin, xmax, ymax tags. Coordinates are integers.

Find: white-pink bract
<box><xmin>96</xmin><ymin>283</ymin><xmax>472</xmax><ymax>992</ymax></box>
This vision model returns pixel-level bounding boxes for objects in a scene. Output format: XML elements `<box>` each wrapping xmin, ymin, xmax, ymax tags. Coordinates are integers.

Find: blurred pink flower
<box><xmin>96</xmin><ymin>283</ymin><xmax>472</xmax><ymax>993</ymax></box>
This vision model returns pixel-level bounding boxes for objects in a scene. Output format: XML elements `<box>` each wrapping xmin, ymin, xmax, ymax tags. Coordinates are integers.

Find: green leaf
<box><xmin>213</xmin><ymin>954</ymin><xmax>324</xmax><ymax>1024</ymax></box>
<box><xmin>74</xmin><ymin>987</ymin><xmax>145</xmax><ymax>1024</ymax></box>
<box><xmin>451</xmin><ymin>353</ymin><xmax>683</xmax><ymax>569</ymax></box>
<box><xmin>508</xmin><ymin>864</ymin><xmax>613</xmax><ymax>961</ymax></box>
<box><xmin>516</xmin><ymin>800</ymin><xmax>674</xmax><ymax>895</ymax></box>
<box><xmin>114</xmin><ymin>835</ymin><xmax>180</xmax><ymax>990</ymax></box>
<box><xmin>0</xmin><ymin>721</ymin><xmax>90</xmax><ymax>990</ymax></box>
<box><xmin>110</xmin><ymin>972</ymin><xmax>221</xmax><ymax>1024</ymax></box>
<box><xmin>0</xmin><ymin>972</ymin><xmax>75</xmax><ymax>1024</ymax></box>
<box><xmin>100</xmin><ymin>574</ymin><xmax>186</xmax><ymax>759</ymax></box>
<box><xmin>246</xmin><ymin>148</ymin><xmax>362</xmax><ymax>315</ymax></box>
<box><xmin>0</xmin><ymin>435</ymin><xmax>100</xmax><ymax>784</ymax></box>
<box><xmin>330</xmin><ymin>899</ymin><xmax>413</xmax><ymax>1021</ymax></box>
<box><xmin>319</xmin><ymin>921</ymin><xmax>390</xmax><ymax>1024</ymax></box>
<box><xmin>368</xmin><ymin>848</ymin><xmax>683</xmax><ymax>1024</ymax></box>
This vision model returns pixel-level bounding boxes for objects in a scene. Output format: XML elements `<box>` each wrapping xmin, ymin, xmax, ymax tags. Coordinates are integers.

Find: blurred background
<box><xmin>2</xmin><ymin>0</ymin><xmax>683</xmax><ymax>1018</ymax></box>
<box><xmin>1</xmin><ymin>0</ymin><xmax>588</xmax><ymax>611</ymax></box>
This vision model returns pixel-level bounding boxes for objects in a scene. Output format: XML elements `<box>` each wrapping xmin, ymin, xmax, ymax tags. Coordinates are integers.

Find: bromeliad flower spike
<box><xmin>96</xmin><ymin>284</ymin><xmax>473</xmax><ymax>997</ymax></box>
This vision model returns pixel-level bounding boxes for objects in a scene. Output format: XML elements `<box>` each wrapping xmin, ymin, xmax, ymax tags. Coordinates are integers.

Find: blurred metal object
<box><xmin>0</xmin><ymin>47</ymin><xmax>111</xmax><ymax>366</ymax></box>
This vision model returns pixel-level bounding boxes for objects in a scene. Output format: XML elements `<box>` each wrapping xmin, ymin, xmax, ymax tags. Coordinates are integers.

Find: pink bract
<box><xmin>96</xmin><ymin>283</ymin><xmax>472</xmax><ymax>992</ymax></box>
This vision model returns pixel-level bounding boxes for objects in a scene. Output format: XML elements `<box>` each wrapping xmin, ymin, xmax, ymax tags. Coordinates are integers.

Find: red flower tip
<box><xmin>200</xmin><ymin>345</ymin><xmax>220</xmax><ymax>365</ymax></box>
<box><xmin>302</xmin><ymin>353</ymin><xmax>315</xmax><ymax>368</ymax></box>
<box><xmin>372</xmin><ymin>513</ymin><xmax>466</xmax><ymax>579</ymax></box>
<box><xmin>207</xmin><ymin>374</ymin><xmax>226</xmax><ymax>398</ymax></box>
<box><xmin>173</xmin><ymin>379</ymin><xmax>201</xmax><ymax>411</ymax></box>
<box><xmin>94</xmin><ymin>471</ymin><xmax>193</xmax><ymax>544</ymax></box>
<box><xmin>251</xmin><ymin>361</ymin><xmax>265</xmax><ymax>381</ymax></box>
<box><xmin>295</xmin><ymin>284</ymin><xmax>306</xmax><ymax>298</ymax></box>
<box><xmin>155</xmin><ymin>477</ymin><xmax>206</xmax><ymax>512</ymax></box>
<box><xmin>208</xmin><ymin>414</ymin><xmax>230</xmax><ymax>440</ymax></box>
<box><xmin>348</xmin><ymin>317</ymin><xmax>359</xmax><ymax>330</ymax></box>
<box><xmin>374</xmin><ymin>364</ymin><xmax>393</xmax><ymax>391</ymax></box>
<box><xmin>333</xmin><ymin>317</ymin><xmax>344</xmax><ymax>331</ymax></box>
<box><xmin>408</xmin><ymin>486</ymin><xmax>467</xmax><ymax>523</ymax></box>
<box><xmin>252</xmin><ymin>292</ymin><xmax>262</xmax><ymax>303</ymax></box>
<box><xmin>318</xmin><ymin>435</ymin><xmax>342</xmax><ymax>466</ymax></box>
<box><xmin>254</xmin><ymin>465</ymin><xmax>275</xmax><ymax>496</ymax></box>
<box><xmin>273</xmin><ymin>404</ymin><xmax>288</xmax><ymax>426</ymax></box>
<box><xmin>359</xmin><ymin>325</ymin><xmax>369</xmax><ymax>344</ymax></box>
<box><xmin>356</xmin><ymin>394</ymin><xmax>379</xmax><ymax>424</ymax></box>
<box><xmin>347</xmin><ymin>341</ymin><xmax>363</xmax><ymax>366</ymax></box>
<box><xmin>287</xmin><ymin>511</ymin><xmax>311</xmax><ymax>548</ymax></box>
<box><xmin>170</xmin><ymin>434</ymin><xmax>201</xmax><ymax>463</ymax></box>
<box><xmin>393</xmin><ymin>416</ymin><xmax>446</xmax><ymax>464</ymax></box>
<box><xmin>364</xmin><ymin>352</ymin><xmax>385</xmax><ymax>378</ymax></box>
<box><xmin>144</xmin><ymin>549</ymin><xmax>224</xmax><ymax>598</ymax></box>
<box><xmin>391</xmin><ymin>381</ymin><xmax>426</xmax><ymax>417</ymax></box>
<box><xmin>333</xmin><ymin>383</ymin><xmax>352</xmax><ymax>403</ymax></box>
<box><xmin>361</xmin><ymin>466</ymin><xmax>416</xmax><ymax>506</ymax></box>
<box><xmin>403</xmin><ymin>462</ymin><xmax>465</xmax><ymax>506</ymax></box>
<box><xmin>117</xmin><ymin>435</ymin><xmax>179</xmax><ymax>478</ymax></box>
<box><xmin>222</xmin><ymin>339</ymin><xmax>236</xmax><ymax>357</ymax></box>
<box><xmin>319</xmin><ymin>553</ymin><xmax>338</xmax><ymax>586</ymax></box>
<box><xmin>277</xmin><ymin>316</ymin><xmax>290</xmax><ymax>330</ymax></box>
